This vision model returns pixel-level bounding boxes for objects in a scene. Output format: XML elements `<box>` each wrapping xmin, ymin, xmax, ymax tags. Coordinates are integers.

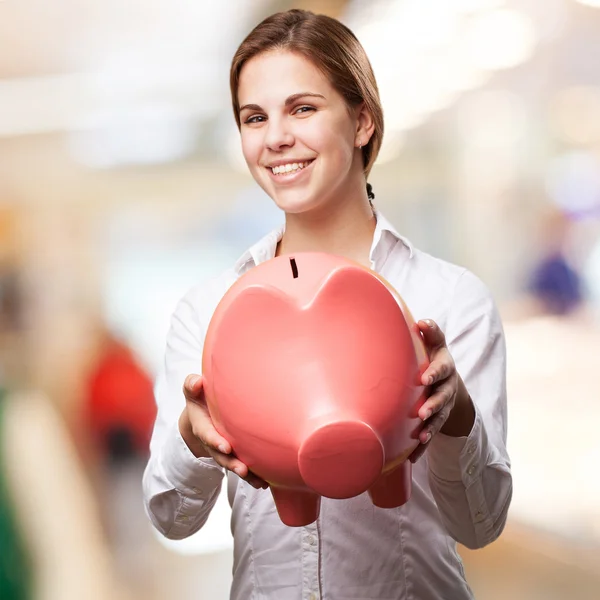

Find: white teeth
<box><xmin>271</xmin><ymin>160</ymin><xmax>311</xmax><ymax>175</ymax></box>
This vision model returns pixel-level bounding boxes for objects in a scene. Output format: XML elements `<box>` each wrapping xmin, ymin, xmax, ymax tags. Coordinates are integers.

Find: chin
<box><xmin>268</xmin><ymin>185</ymin><xmax>330</xmax><ymax>215</ymax></box>
<box><xmin>272</xmin><ymin>196</ymin><xmax>323</xmax><ymax>215</ymax></box>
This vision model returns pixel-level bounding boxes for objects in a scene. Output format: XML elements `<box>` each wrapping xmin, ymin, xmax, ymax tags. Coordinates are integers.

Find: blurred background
<box><xmin>0</xmin><ymin>0</ymin><xmax>599</xmax><ymax>598</ymax></box>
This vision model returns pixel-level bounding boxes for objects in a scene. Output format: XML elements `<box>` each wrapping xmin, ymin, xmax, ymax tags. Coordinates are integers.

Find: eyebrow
<box><xmin>239</xmin><ymin>92</ymin><xmax>326</xmax><ymax>114</ymax></box>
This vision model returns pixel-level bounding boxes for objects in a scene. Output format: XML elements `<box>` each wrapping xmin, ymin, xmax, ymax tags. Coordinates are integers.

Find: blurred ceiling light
<box><xmin>520</xmin><ymin>0</ymin><xmax>567</xmax><ymax>42</ymax></box>
<box><xmin>575</xmin><ymin>0</ymin><xmax>600</xmax><ymax>7</ymax></box>
<box><xmin>343</xmin><ymin>0</ymin><xmax>532</xmax><ymax>152</ymax></box>
<box><xmin>545</xmin><ymin>151</ymin><xmax>600</xmax><ymax>217</ymax></box>
<box><xmin>453</xmin><ymin>0</ymin><xmax>506</xmax><ymax>12</ymax></box>
<box><xmin>464</xmin><ymin>9</ymin><xmax>537</xmax><ymax>71</ymax></box>
<box><xmin>0</xmin><ymin>63</ymin><xmax>220</xmax><ymax>139</ymax></box>
<box><xmin>378</xmin><ymin>68</ymin><xmax>458</xmax><ymax>133</ymax></box>
<box><xmin>354</xmin><ymin>1</ymin><xmax>458</xmax><ymax>55</ymax></box>
<box><xmin>68</xmin><ymin>104</ymin><xmax>199</xmax><ymax>168</ymax></box>
<box><xmin>0</xmin><ymin>74</ymin><xmax>86</xmax><ymax>137</ymax></box>
<box><xmin>429</xmin><ymin>45</ymin><xmax>492</xmax><ymax>93</ymax></box>
<box><xmin>458</xmin><ymin>89</ymin><xmax>526</xmax><ymax>150</ymax></box>
<box><xmin>550</xmin><ymin>86</ymin><xmax>600</xmax><ymax>145</ymax></box>
<box><xmin>0</xmin><ymin>0</ymin><xmax>266</xmax><ymax>139</ymax></box>
<box><xmin>398</xmin><ymin>0</ymin><xmax>460</xmax><ymax>49</ymax></box>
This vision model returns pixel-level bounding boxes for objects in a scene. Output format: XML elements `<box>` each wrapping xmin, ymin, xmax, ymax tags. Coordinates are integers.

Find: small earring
<box><xmin>358</xmin><ymin>141</ymin><xmax>363</xmax><ymax>149</ymax></box>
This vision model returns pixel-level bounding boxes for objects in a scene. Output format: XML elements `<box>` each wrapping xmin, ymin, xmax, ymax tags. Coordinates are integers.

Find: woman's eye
<box><xmin>244</xmin><ymin>115</ymin><xmax>266</xmax><ymax>124</ymax></box>
<box><xmin>294</xmin><ymin>105</ymin><xmax>315</xmax><ymax>116</ymax></box>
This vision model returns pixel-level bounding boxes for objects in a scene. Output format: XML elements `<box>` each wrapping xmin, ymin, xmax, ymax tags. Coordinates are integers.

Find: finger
<box><xmin>418</xmin><ymin>319</ymin><xmax>447</xmax><ymax>353</ymax></box>
<box><xmin>409</xmin><ymin>439</ymin><xmax>430</xmax><ymax>464</ymax></box>
<box><xmin>206</xmin><ymin>447</ymin><xmax>252</xmax><ymax>478</ymax></box>
<box><xmin>183</xmin><ymin>374</ymin><xmax>204</xmax><ymax>401</ymax></box>
<box><xmin>421</xmin><ymin>350</ymin><xmax>454</xmax><ymax>386</ymax></box>
<box><xmin>418</xmin><ymin>407</ymin><xmax>451</xmax><ymax>444</ymax></box>
<box><xmin>246</xmin><ymin>472</ymin><xmax>269</xmax><ymax>490</ymax></box>
<box><xmin>409</xmin><ymin>405</ymin><xmax>451</xmax><ymax>464</ymax></box>
<box><xmin>207</xmin><ymin>449</ymin><xmax>268</xmax><ymax>490</ymax></box>
<box><xmin>186</xmin><ymin>395</ymin><xmax>232</xmax><ymax>455</ymax></box>
<box><xmin>418</xmin><ymin>378</ymin><xmax>456</xmax><ymax>421</ymax></box>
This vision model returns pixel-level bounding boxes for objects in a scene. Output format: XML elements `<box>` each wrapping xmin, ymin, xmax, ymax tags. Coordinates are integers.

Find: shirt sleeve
<box><xmin>142</xmin><ymin>288</ymin><xmax>225</xmax><ymax>540</ymax></box>
<box><xmin>426</xmin><ymin>269</ymin><xmax>513</xmax><ymax>550</ymax></box>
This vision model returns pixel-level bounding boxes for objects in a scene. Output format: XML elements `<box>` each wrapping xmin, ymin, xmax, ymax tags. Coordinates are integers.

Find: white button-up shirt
<box><xmin>143</xmin><ymin>211</ymin><xmax>512</xmax><ymax>600</ymax></box>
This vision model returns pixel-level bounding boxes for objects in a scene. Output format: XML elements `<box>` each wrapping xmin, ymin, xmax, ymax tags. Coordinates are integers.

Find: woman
<box><xmin>143</xmin><ymin>9</ymin><xmax>512</xmax><ymax>600</ymax></box>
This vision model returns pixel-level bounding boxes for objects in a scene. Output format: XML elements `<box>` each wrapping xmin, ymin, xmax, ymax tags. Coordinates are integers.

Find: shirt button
<box><xmin>179</xmin><ymin>515</ymin><xmax>189</xmax><ymax>522</ymax></box>
<box><xmin>193</xmin><ymin>487</ymin><xmax>202</xmax><ymax>495</ymax></box>
<box><xmin>467</xmin><ymin>445</ymin><xmax>475</xmax><ymax>454</ymax></box>
<box><xmin>309</xmin><ymin>594</ymin><xmax>318</xmax><ymax>600</ymax></box>
<box><xmin>307</xmin><ymin>535</ymin><xmax>316</xmax><ymax>546</ymax></box>
<box><xmin>467</xmin><ymin>465</ymin><xmax>475</xmax><ymax>476</ymax></box>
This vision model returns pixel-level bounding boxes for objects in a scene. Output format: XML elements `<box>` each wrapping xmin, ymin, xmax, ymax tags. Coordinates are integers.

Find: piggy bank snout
<box><xmin>297</xmin><ymin>421</ymin><xmax>385</xmax><ymax>499</ymax></box>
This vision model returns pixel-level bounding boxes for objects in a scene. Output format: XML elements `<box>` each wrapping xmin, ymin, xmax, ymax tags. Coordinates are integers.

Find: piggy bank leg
<box><xmin>270</xmin><ymin>486</ymin><xmax>321</xmax><ymax>527</ymax></box>
<box><xmin>368</xmin><ymin>461</ymin><xmax>412</xmax><ymax>509</ymax></box>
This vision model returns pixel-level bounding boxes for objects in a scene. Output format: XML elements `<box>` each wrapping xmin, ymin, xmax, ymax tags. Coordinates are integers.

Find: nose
<box><xmin>264</xmin><ymin>115</ymin><xmax>294</xmax><ymax>152</ymax></box>
<box><xmin>298</xmin><ymin>421</ymin><xmax>384</xmax><ymax>499</ymax></box>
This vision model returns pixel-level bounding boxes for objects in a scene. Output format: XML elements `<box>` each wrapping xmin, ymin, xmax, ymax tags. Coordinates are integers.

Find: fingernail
<box><xmin>233</xmin><ymin>467</ymin><xmax>243</xmax><ymax>477</ymax></box>
<box><xmin>422</xmin><ymin>409</ymin><xmax>432</xmax><ymax>421</ymax></box>
<box><xmin>428</xmin><ymin>375</ymin><xmax>434</xmax><ymax>385</ymax></box>
<box><xmin>423</xmin><ymin>432</ymin><xmax>432</xmax><ymax>444</ymax></box>
<box><xmin>218</xmin><ymin>444</ymin><xmax>229</xmax><ymax>454</ymax></box>
<box><xmin>426</xmin><ymin>319</ymin><xmax>434</xmax><ymax>327</ymax></box>
<box><xmin>189</xmin><ymin>375</ymin><xmax>200</xmax><ymax>388</ymax></box>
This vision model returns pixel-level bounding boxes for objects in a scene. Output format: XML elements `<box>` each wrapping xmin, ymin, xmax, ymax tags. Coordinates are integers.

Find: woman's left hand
<box><xmin>409</xmin><ymin>319</ymin><xmax>469</xmax><ymax>464</ymax></box>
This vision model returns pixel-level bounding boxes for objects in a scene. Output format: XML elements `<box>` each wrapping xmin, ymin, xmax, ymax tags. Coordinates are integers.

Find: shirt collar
<box><xmin>233</xmin><ymin>208</ymin><xmax>413</xmax><ymax>275</ymax></box>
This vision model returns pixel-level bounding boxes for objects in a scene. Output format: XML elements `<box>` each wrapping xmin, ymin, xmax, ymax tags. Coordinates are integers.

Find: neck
<box><xmin>276</xmin><ymin>194</ymin><xmax>376</xmax><ymax>268</ymax></box>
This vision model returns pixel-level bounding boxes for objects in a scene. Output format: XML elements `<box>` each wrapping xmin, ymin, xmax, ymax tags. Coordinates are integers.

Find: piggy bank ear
<box><xmin>209</xmin><ymin>284</ymin><xmax>298</xmax><ymax>360</ymax></box>
<box><xmin>204</xmin><ymin>283</ymin><xmax>315</xmax><ymax>438</ymax></box>
<box><xmin>310</xmin><ymin>265</ymin><xmax>406</xmax><ymax>329</ymax></box>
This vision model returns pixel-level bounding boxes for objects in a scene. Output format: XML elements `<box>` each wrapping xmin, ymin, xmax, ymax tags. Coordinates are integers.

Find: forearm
<box><xmin>426</xmin><ymin>268</ymin><xmax>511</xmax><ymax>549</ymax></box>
<box><xmin>440</xmin><ymin>375</ymin><xmax>475</xmax><ymax>437</ymax></box>
<box><xmin>427</xmin><ymin>407</ymin><xmax>512</xmax><ymax>549</ymax></box>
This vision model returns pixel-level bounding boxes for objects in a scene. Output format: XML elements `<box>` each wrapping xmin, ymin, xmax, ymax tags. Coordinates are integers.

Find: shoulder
<box><xmin>412</xmin><ymin>248</ymin><xmax>501</xmax><ymax>342</ymax></box>
<box><xmin>388</xmin><ymin>240</ymin><xmax>498</xmax><ymax>337</ymax></box>
<box><xmin>397</xmin><ymin>244</ymin><xmax>491</xmax><ymax>305</ymax></box>
<box><xmin>408</xmin><ymin>246</ymin><xmax>493</xmax><ymax>302</ymax></box>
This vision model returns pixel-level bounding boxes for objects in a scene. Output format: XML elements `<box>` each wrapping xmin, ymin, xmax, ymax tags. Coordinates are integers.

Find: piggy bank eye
<box><xmin>290</xmin><ymin>257</ymin><xmax>299</xmax><ymax>279</ymax></box>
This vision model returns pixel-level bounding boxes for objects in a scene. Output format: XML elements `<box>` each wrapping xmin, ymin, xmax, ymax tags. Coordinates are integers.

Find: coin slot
<box><xmin>290</xmin><ymin>258</ymin><xmax>299</xmax><ymax>278</ymax></box>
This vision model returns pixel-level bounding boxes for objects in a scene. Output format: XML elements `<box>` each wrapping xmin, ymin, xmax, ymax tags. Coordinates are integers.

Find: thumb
<box><xmin>183</xmin><ymin>374</ymin><xmax>204</xmax><ymax>402</ymax></box>
<box><xmin>418</xmin><ymin>319</ymin><xmax>446</xmax><ymax>352</ymax></box>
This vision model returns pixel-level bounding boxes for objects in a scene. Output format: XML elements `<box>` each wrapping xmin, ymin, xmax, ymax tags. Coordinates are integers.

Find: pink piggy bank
<box><xmin>202</xmin><ymin>252</ymin><xmax>429</xmax><ymax>527</ymax></box>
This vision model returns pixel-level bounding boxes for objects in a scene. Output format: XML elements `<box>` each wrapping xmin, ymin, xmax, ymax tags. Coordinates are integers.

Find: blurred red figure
<box><xmin>85</xmin><ymin>334</ymin><xmax>156</xmax><ymax>463</ymax></box>
<box><xmin>202</xmin><ymin>252</ymin><xmax>429</xmax><ymax>526</ymax></box>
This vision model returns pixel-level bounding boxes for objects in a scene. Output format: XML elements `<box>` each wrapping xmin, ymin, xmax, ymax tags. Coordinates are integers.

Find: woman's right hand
<box><xmin>178</xmin><ymin>374</ymin><xmax>268</xmax><ymax>490</ymax></box>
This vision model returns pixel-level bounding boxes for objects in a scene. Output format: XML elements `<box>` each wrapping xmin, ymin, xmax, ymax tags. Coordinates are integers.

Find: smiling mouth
<box><xmin>268</xmin><ymin>159</ymin><xmax>314</xmax><ymax>175</ymax></box>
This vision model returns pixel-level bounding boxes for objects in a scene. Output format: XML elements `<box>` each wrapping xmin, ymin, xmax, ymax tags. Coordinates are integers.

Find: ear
<box><xmin>355</xmin><ymin>102</ymin><xmax>375</xmax><ymax>148</ymax></box>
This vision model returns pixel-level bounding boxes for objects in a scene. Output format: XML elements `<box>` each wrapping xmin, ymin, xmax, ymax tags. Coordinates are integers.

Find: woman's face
<box><xmin>237</xmin><ymin>50</ymin><xmax>366</xmax><ymax>215</ymax></box>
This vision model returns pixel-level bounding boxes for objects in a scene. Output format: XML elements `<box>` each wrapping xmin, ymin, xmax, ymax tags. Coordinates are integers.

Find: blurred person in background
<box><xmin>143</xmin><ymin>9</ymin><xmax>512</xmax><ymax>600</ymax></box>
<box><xmin>81</xmin><ymin>328</ymin><xmax>157</xmax><ymax>591</ymax></box>
<box><xmin>83</xmin><ymin>328</ymin><xmax>156</xmax><ymax>468</ymax></box>
<box><xmin>0</xmin><ymin>388</ymin><xmax>131</xmax><ymax>600</ymax></box>
<box><xmin>527</xmin><ymin>208</ymin><xmax>585</xmax><ymax>317</ymax></box>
